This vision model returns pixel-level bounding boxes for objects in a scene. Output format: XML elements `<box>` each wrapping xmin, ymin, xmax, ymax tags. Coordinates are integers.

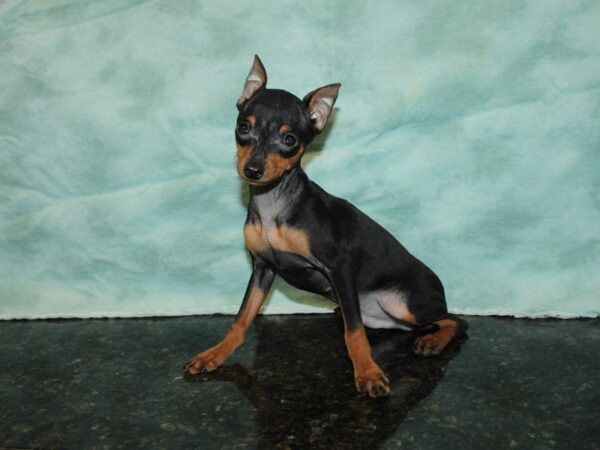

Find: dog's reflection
<box><xmin>186</xmin><ymin>315</ymin><xmax>466</xmax><ymax>449</ymax></box>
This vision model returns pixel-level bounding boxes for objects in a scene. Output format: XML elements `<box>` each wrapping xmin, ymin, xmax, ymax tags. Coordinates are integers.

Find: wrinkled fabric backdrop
<box><xmin>1</xmin><ymin>0</ymin><xmax>599</xmax><ymax>318</ymax></box>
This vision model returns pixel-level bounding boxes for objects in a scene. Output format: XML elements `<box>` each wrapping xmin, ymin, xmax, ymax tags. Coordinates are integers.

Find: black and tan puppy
<box><xmin>186</xmin><ymin>56</ymin><xmax>468</xmax><ymax>397</ymax></box>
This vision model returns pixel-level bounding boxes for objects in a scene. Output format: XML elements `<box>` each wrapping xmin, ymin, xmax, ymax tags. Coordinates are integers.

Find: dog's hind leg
<box><xmin>412</xmin><ymin>314</ymin><xmax>469</xmax><ymax>357</ymax></box>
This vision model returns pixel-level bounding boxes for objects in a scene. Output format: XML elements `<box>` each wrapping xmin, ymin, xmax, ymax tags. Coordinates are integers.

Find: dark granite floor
<box><xmin>0</xmin><ymin>314</ymin><xmax>598</xmax><ymax>450</ymax></box>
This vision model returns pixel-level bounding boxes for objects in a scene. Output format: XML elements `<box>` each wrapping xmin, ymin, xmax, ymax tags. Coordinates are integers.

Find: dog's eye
<box><xmin>238</xmin><ymin>121</ymin><xmax>250</xmax><ymax>135</ymax></box>
<box><xmin>282</xmin><ymin>134</ymin><xmax>297</xmax><ymax>147</ymax></box>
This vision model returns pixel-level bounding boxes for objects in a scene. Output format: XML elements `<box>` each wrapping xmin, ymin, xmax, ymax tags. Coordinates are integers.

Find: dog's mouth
<box><xmin>239</xmin><ymin>172</ymin><xmax>284</xmax><ymax>188</ymax></box>
<box><xmin>243</xmin><ymin>177</ymin><xmax>275</xmax><ymax>187</ymax></box>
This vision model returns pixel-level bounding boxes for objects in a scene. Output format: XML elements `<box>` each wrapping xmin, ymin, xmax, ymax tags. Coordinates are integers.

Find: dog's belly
<box><xmin>359</xmin><ymin>290</ymin><xmax>417</xmax><ymax>330</ymax></box>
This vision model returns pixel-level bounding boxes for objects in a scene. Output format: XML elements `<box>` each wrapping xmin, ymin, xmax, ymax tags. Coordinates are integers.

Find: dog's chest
<box><xmin>244</xmin><ymin>193</ymin><xmax>333</xmax><ymax>299</ymax></box>
<box><xmin>244</xmin><ymin>194</ymin><xmax>311</xmax><ymax>262</ymax></box>
<box><xmin>244</xmin><ymin>220</ymin><xmax>311</xmax><ymax>262</ymax></box>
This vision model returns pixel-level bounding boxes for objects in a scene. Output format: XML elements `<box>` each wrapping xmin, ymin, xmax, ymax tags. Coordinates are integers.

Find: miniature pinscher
<box><xmin>185</xmin><ymin>55</ymin><xmax>468</xmax><ymax>397</ymax></box>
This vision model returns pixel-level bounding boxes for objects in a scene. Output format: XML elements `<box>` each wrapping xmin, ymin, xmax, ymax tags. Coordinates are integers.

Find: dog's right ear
<box><xmin>237</xmin><ymin>55</ymin><xmax>267</xmax><ymax>110</ymax></box>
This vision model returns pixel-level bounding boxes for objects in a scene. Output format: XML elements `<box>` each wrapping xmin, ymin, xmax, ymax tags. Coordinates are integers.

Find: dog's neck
<box><xmin>247</xmin><ymin>165</ymin><xmax>309</xmax><ymax>226</ymax></box>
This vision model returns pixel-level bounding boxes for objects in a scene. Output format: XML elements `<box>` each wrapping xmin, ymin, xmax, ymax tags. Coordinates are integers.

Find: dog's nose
<box><xmin>244</xmin><ymin>165</ymin><xmax>263</xmax><ymax>180</ymax></box>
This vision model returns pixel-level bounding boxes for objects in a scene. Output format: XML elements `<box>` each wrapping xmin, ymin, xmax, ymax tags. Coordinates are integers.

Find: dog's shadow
<box><xmin>185</xmin><ymin>314</ymin><xmax>467</xmax><ymax>449</ymax></box>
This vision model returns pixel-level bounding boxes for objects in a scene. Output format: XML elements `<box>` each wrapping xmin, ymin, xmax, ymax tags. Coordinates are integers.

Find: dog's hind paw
<box><xmin>413</xmin><ymin>318</ymin><xmax>459</xmax><ymax>357</ymax></box>
<box><xmin>412</xmin><ymin>334</ymin><xmax>442</xmax><ymax>356</ymax></box>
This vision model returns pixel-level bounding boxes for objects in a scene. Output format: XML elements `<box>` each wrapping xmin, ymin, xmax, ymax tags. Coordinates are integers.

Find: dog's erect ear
<box><xmin>303</xmin><ymin>83</ymin><xmax>341</xmax><ymax>133</ymax></box>
<box><xmin>236</xmin><ymin>55</ymin><xmax>267</xmax><ymax>110</ymax></box>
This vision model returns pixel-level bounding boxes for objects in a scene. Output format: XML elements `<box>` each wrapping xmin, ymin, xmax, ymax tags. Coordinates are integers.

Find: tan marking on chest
<box><xmin>243</xmin><ymin>223</ymin><xmax>311</xmax><ymax>258</ymax></box>
<box><xmin>244</xmin><ymin>222</ymin><xmax>266</xmax><ymax>254</ymax></box>
<box><xmin>267</xmin><ymin>225</ymin><xmax>311</xmax><ymax>258</ymax></box>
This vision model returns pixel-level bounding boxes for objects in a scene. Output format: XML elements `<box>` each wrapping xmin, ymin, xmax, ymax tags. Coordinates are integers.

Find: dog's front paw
<box><xmin>184</xmin><ymin>347</ymin><xmax>227</xmax><ymax>375</ymax></box>
<box><xmin>355</xmin><ymin>366</ymin><xmax>390</xmax><ymax>398</ymax></box>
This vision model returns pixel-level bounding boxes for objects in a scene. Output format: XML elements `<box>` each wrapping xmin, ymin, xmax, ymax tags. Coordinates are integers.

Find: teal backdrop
<box><xmin>1</xmin><ymin>0</ymin><xmax>599</xmax><ymax>318</ymax></box>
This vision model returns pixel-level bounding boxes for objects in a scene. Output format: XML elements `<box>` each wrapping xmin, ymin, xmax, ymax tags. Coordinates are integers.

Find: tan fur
<box><xmin>394</xmin><ymin>301</ymin><xmax>417</xmax><ymax>325</ymax></box>
<box><xmin>422</xmin><ymin>319</ymin><xmax>458</xmax><ymax>349</ymax></box>
<box><xmin>236</xmin><ymin>144</ymin><xmax>252</xmax><ymax>179</ymax></box>
<box><xmin>261</xmin><ymin>145</ymin><xmax>304</xmax><ymax>182</ymax></box>
<box><xmin>413</xmin><ymin>318</ymin><xmax>460</xmax><ymax>357</ymax></box>
<box><xmin>344</xmin><ymin>325</ymin><xmax>390</xmax><ymax>397</ymax></box>
<box><xmin>244</xmin><ymin>223</ymin><xmax>311</xmax><ymax>258</ymax></box>
<box><xmin>237</xmin><ymin>139</ymin><xmax>304</xmax><ymax>185</ymax></box>
<box><xmin>186</xmin><ymin>286</ymin><xmax>266</xmax><ymax>374</ymax></box>
<box><xmin>244</xmin><ymin>222</ymin><xmax>266</xmax><ymax>254</ymax></box>
<box><xmin>268</xmin><ymin>225</ymin><xmax>311</xmax><ymax>258</ymax></box>
<box><xmin>344</xmin><ymin>326</ymin><xmax>374</xmax><ymax>373</ymax></box>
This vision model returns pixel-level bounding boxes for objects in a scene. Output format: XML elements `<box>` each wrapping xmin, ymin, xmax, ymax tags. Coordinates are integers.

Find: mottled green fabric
<box><xmin>1</xmin><ymin>0</ymin><xmax>598</xmax><ymax>318</ymax></box>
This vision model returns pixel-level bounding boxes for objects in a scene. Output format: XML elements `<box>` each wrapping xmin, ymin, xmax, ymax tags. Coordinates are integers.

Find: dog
<box><xmin>185</xmin><ymin>56</ymin><xmax>468</xmax><ymax>397</ymax></box>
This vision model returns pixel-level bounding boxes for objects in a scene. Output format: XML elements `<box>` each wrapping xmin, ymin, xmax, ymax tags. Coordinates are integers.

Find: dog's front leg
<box><xmin>185</xmin><ymin>259</ymin><xmax>275</xmax><ymax>374</ymax></box>
<box><xmin>329</xmin><ymin>267</ymin><xmax>390</xmax><ymax>397</ymax></box>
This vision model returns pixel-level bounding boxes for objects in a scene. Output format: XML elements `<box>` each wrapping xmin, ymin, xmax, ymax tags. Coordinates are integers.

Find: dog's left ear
<box><xmin>237</xmin><ymin>55</ymin><xmax>267</xmax><ymax>110</ymax></box>
<box><xmin>303</xmin><ymin>83</ymin><xmax>341</xmax><ymax>133</ymax></box>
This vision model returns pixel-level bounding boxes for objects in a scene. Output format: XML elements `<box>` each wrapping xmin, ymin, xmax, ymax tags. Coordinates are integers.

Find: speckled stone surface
<box><xmin>0</xmin><ymin>315</ymin><xmax>598</xmax><ymax>449</ymax></box>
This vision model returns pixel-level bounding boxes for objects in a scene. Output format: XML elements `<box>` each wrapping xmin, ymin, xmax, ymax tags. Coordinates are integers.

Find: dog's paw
<box><xmin>412</xmin><ymin>334</ymin><xmax>442</xmax><ymax>357</ymax></box>
<box><xmin>184</xmin><ymin>347</ymin><xmax>226</xmax><ymax>375</ymax></box>
<box><xmin>355</xmin><ymin>367</ymin><xmax>390</xmax><ymax>398</ymax></box>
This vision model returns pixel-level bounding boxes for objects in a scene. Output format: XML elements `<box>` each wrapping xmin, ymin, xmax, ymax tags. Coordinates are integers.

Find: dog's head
<box><xmin>235</xmin><ymin>55</ymin><xmax>340</xmax><ymax>186</ymax></box>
